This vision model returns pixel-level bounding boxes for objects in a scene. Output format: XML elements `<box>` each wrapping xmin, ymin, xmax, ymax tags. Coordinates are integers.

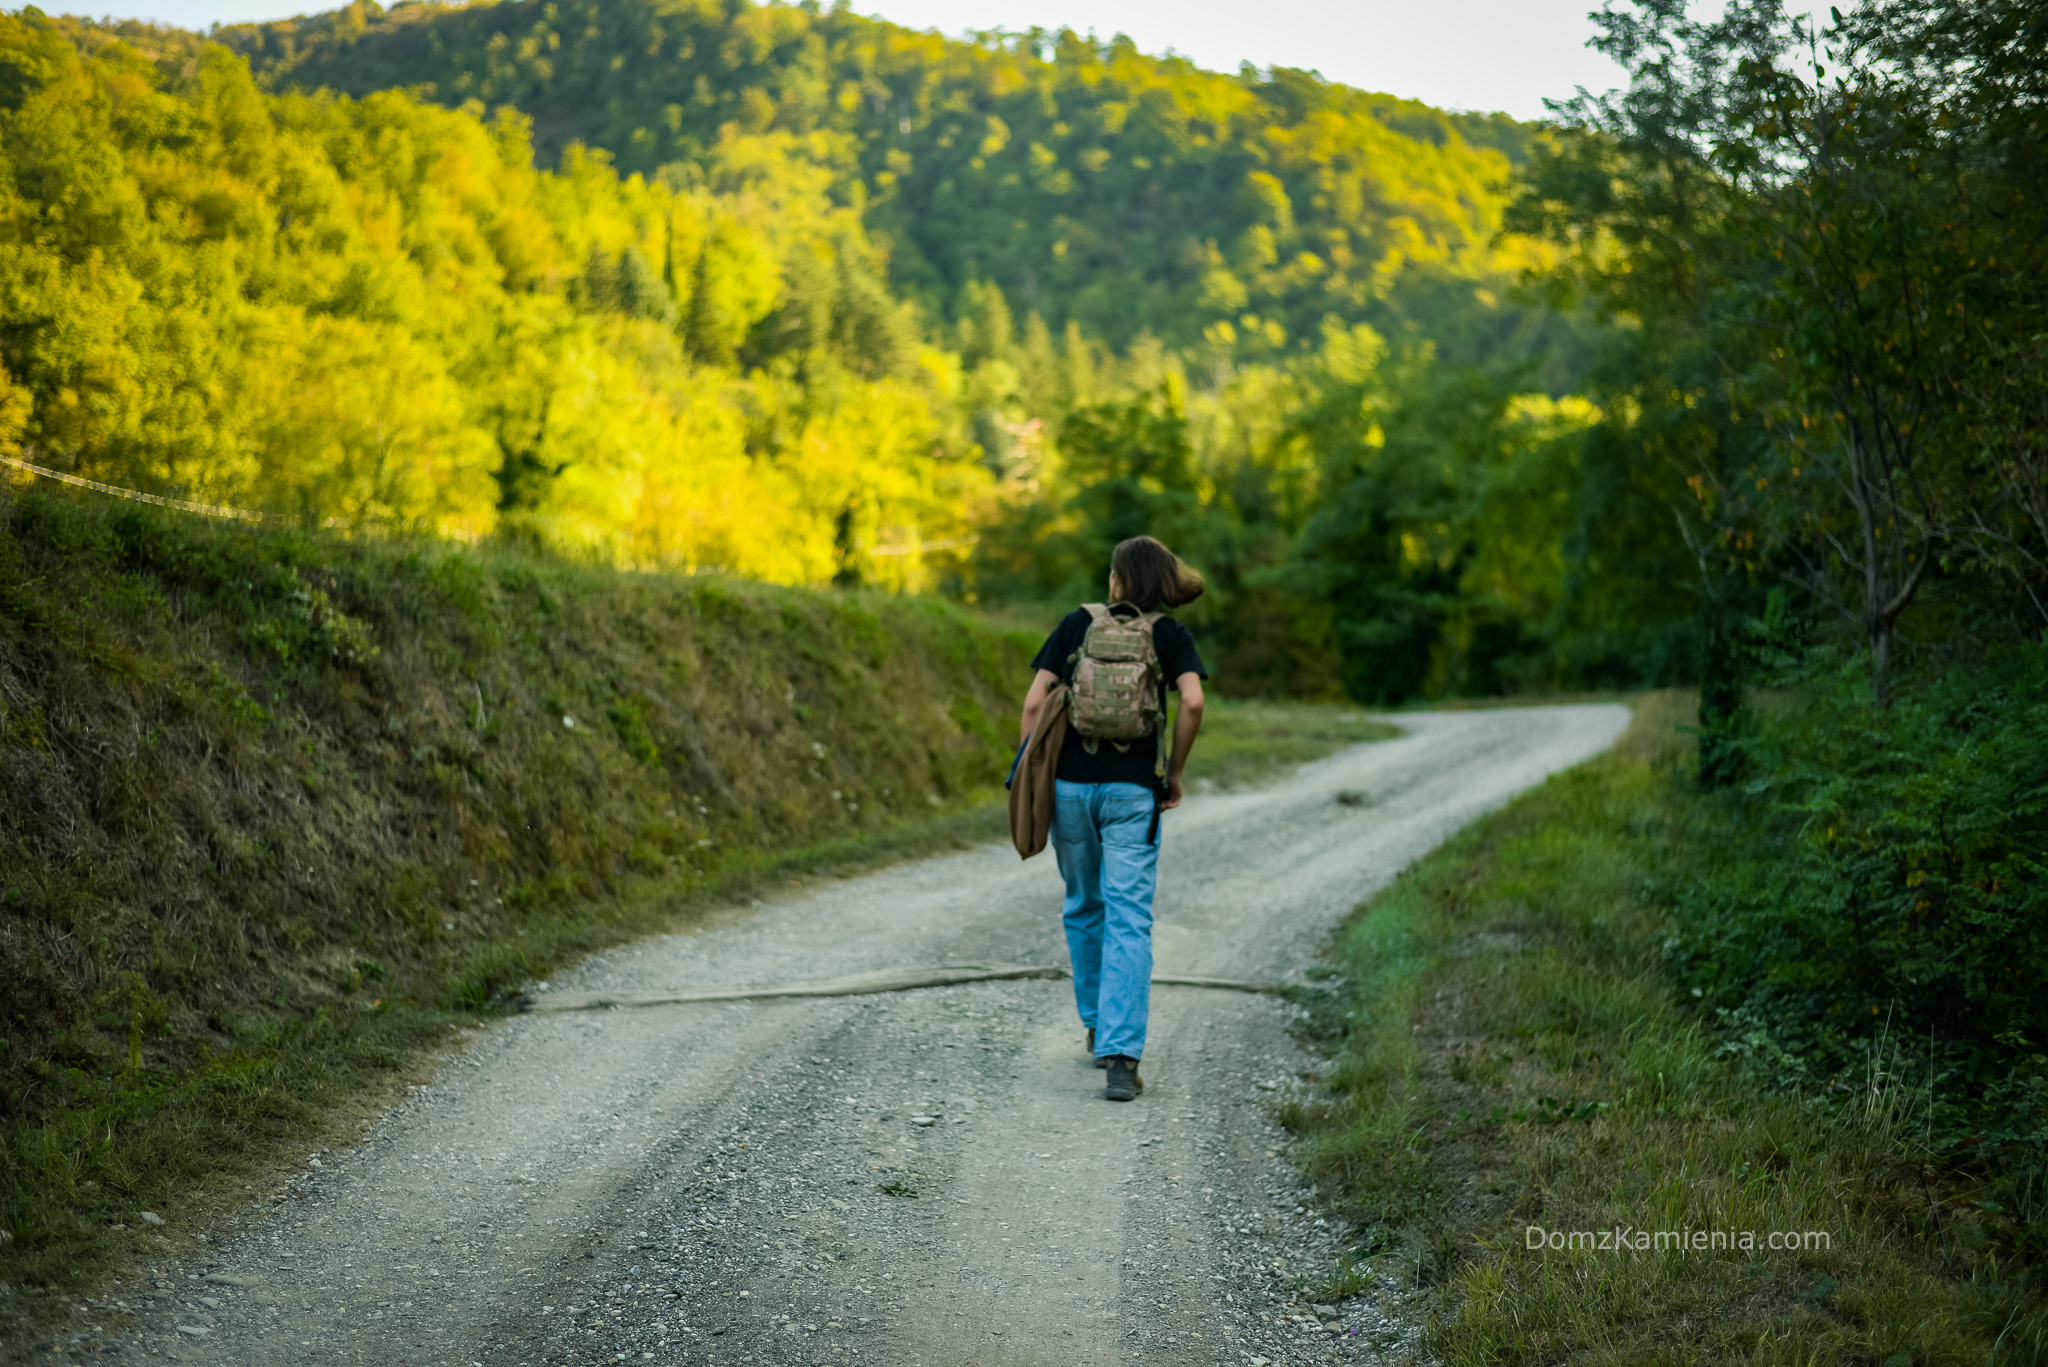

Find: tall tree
<box><xmin>1517</xmin><ymin>0</ymin><xmax>2048</xmax><ymax>706</ymax></box>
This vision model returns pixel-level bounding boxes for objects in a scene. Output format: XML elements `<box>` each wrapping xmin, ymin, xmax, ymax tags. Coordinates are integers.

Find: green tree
<box><xmin>1060</xmin><ymin>380</ymin><xmax>1202</xmax><ymax>566</ymax></box>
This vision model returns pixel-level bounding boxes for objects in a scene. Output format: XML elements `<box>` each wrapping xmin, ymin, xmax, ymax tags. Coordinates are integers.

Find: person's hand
<box><xmin>1162</xmin><ymin>773</ymin><xmax>1184</xmax><ymax>810</ymax></box>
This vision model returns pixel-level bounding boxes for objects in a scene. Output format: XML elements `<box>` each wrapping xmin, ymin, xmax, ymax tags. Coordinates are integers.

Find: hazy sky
<box><xmin>852</xmin><ymin>0</ymin><xmax>1634</xmax><ymax>120</ymax></box>
<box><xmin>98</xmin><ymin>0</ymin><xmax>1830</xmax><ymax>123</ymax></box>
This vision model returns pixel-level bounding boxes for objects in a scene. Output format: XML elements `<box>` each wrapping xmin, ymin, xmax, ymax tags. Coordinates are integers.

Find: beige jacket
<box><xmin>1007</xmin><ymin>683</ymin><xmax>1069</xmax><ymax>859</ymax></box>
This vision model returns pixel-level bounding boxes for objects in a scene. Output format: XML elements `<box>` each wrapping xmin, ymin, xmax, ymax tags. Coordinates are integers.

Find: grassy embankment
<box><xmin>0</xmin><ymin>482</ymin><xmax>1045</xmax><ymax>1308</ymax></box>
<box><xmin>1288</xmin><ymin>692</ymin><xmax>2045</xmax><ymax>1363</ymax></box>
<box><xmin>0</xmin><ymin>483</ymin><xmax>1394</xmax><ymax>1330</ymax></box>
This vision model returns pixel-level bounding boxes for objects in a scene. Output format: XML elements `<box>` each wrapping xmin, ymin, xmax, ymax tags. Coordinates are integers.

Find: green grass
<box><xmin>1284</xmin><ymin>691</ymin><xmax>2047</xmax><ymax>1364</ymax></box>
<box><xmin>1181</xmin><ymin>700</ymin><xmax>1399</xmax><ymax>790</ymax></box>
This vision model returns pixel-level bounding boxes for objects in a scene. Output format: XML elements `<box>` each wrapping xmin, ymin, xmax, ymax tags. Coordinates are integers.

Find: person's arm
<box><xmin>1019</xmin><ymin>667</ymin><xmax>1060</xmax><ymax>746</ymax></box>
<box><xmin>1161</xmin><ymin>670</ymin><xmax>1205</xmax><ymax>810</ymax></box>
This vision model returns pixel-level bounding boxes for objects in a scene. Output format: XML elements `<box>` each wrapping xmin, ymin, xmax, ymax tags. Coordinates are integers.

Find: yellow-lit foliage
<box><xmin>0</xmin><ymin>14</ymin><xmax>984</xmax><ymax>586</ymax></box>
<box><xmin>227</xmin><ymin>0</ymin><xmax>1559</xmax><ymax>362</ymax></box>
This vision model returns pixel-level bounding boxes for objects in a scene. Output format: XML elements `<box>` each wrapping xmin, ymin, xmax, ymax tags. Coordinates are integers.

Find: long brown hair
<box><xmin>1109</xmin><ymin>535</ymin><xmax>1204</xmax><ymax>612</ymax></box>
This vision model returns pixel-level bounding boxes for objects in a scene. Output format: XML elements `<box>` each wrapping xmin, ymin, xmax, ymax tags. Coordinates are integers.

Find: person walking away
<box><xmin>1016</xmin><ymin>536</ymin><xmax>1206</xmax><ymax>1102</ymax></box>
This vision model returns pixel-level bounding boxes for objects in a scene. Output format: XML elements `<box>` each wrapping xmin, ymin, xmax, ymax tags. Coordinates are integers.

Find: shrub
<box><xmin>1669</xmin><ymin>642</ymin><xmax>2048</xmax><ymax>1157</ymax></box>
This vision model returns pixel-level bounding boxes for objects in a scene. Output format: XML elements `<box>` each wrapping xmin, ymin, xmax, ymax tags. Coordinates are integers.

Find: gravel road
<box><xmin>102</xmin><ymin>704</ymin><xmax>1628</xmax><ymax>1367</ymax></box>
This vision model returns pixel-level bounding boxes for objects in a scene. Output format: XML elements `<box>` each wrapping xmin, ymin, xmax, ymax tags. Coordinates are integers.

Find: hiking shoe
<box><xmin>1104</xmin><ymin>1056</ymin><xmax>1143</xmax><ymax>1102</ymax></box>
<box><xmin>1086</xmin><ymin>1028</ymin><xmax>1107</xmax><ymax>1067</ymax></box>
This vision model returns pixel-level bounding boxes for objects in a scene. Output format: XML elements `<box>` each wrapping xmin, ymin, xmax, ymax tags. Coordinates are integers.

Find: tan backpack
<box><xmin>1067</xmin><ymin>602</ymin><xmax>1170</xmax><ymax>779</ymax></box>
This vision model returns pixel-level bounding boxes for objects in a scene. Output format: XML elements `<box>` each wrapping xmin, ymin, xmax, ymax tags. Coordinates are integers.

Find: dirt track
<box><xmin>105</xmin><ymin>703</ymin><xmax>1628</xmax><ymax>1367</ymax></box>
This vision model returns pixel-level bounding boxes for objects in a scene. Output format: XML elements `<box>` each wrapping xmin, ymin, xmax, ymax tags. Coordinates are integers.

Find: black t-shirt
<box><xmin>1030</xmin><ymin>607</ymin><xmax>1208</xmax><ymax>787</ymax></box>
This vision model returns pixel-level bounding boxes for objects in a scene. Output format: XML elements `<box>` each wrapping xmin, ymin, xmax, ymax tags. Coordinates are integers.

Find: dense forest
<box><xmin>2</xmin><ymin>1</ymin><xmax>1662</xmax><ymax>698</ymax></box>
<box><xmin>0</xmin><ymin>11</ymin><xmax>999</xmax><ymax>587</ymax></box>
<box><xmin>2</xmin><ymin>0</ymin><xmax>2040</xmax><ymax>706</ymax></box>
<box><xmin>220</xmin><ymin>0</ymin><xmax>1560</xmax><ymax>366</ymax></box>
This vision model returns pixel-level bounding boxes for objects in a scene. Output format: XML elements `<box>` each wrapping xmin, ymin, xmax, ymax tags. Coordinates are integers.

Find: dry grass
<box><xmin>1288</xmin><ymin>692</ymin><xmax>2047</xmax><ymax>1364</ymax></box>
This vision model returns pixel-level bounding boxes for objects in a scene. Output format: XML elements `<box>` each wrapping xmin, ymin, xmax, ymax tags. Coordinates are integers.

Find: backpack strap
<box><xmin>1139</xmin><ymin>610</ymin><xmax>1170</xmax><ymax>782</ymax></box>
<box><xmin>1142</xmin><ymin>609</ymin><xmax>1170</xmax><ymax>842</ymax></box>
<box><xmin>1068</xmin><ymin>604</ymin><xmax>1110</xmax><ymax>686</ymax></box>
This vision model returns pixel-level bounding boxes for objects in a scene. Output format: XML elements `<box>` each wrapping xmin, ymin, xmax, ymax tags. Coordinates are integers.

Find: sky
<box><xmin>97</xmin><ymin>0</ymin><xmax>1831</xmax><ymax>123</ymax></box>
<box><xmin>853</xmin><ymin>0</ymin><xmax>1636</xmax><ymax>121</ymax></box>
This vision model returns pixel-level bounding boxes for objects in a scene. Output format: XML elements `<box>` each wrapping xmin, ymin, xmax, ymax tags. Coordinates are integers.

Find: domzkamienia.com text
<box><xmin>1526</xmin><ymin>1225</ymin><xmax>1832</xmax><ymax>1254</ymax></box>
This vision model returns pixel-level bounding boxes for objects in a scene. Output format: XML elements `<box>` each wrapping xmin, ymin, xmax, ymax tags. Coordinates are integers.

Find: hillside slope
<box><xmin>222</xmin><ymin>0</ymin><xmax>1564</xmax><ymax>364</ymax></box>
<box><xmin>0</xmin><ymin>483</ymin><xmax>1031</xmax><ymax>1279</ymax></box>
<box><xmin>0</xmin><ymin>12</ymin><xmax>989</xmax><ymax>584</ymax></box>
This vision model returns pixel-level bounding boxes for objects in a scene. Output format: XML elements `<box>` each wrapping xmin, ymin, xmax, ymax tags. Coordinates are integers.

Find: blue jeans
<box><xmin>1049</xmin><ymin>780</ymin><xmax>1160</xmax><ymax>1061</ymax></box>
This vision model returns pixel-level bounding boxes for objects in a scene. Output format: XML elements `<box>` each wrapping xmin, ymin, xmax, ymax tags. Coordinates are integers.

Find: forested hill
<box><xmin>222</xmin><ymin>0</ymin><xmax>1557</xmax><ymax>367</ymax></box>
